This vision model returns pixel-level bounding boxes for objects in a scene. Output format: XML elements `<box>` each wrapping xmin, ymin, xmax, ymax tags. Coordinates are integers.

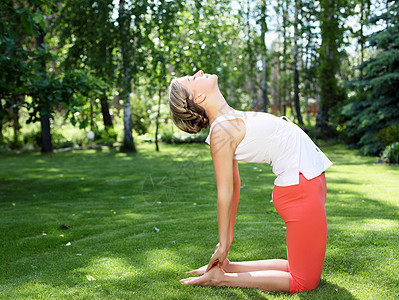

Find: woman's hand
<box><xmin>187</xmin><ymin>258</ymin><xmax>231</xmax><ymax>275</ymax></box>
<box><xmin>205</xmin><ymin>243</ymin><xmax>229</xmax><ymax>273</ymax></box>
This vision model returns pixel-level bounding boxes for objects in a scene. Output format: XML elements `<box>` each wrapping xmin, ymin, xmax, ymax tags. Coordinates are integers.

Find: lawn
<box><xmin>0</xmin><ymin>143</ymin><xmax>398</xmax><ymax>299</ymax></box>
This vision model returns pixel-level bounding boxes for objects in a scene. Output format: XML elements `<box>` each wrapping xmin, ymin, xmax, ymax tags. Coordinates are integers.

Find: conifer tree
<box><xmin>342</xmin><ymin>0</ymin><xmax>399</xmax><ymax>155</ymax></box>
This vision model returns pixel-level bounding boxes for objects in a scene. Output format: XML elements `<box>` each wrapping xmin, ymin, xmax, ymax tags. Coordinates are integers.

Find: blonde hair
<box><xmin>168</xmin><ymin>78</ymin><xmax>209</xmax><ymax>134</ymax></box>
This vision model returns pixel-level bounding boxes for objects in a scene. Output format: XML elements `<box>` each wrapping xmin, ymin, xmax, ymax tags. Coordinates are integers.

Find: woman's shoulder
<box><xmin>211</xmin><ymin>118</ymin><xmax>244</xmax><ymax>138</ymax></box>
<box><xmin>210</xmin><ymin>117</ymin><xmax>246</xmax><ymax>150</ymax></box>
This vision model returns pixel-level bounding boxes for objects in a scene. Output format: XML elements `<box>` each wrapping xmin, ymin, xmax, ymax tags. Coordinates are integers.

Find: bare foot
<box><xmin>180</xmin><ymin>264</ymin><xmax>225</xmax><ymax>286</ymax></box>
<box><xmin>186</xmin><ymin>258</ymin><xmax>230</xmax><ymax>275</ymax></box>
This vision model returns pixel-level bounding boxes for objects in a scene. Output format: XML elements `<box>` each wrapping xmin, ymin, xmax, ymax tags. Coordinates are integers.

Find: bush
<box><xmin>23</xmin><ymin>131</ymin><xmax>41</xmax><ymax>149</ymax></box>
<box><xmin>380</xmin><ymin>142</ymin><xmax>399</xmax><ymax>164</ymax></box>
<box><xmin>160</xmin><ymin>131</ymin><xmax>209</xmax><ymax>144</ymax></box>
<box><xmin>52</xmin><ymin>132</ymin><xmax>75</xmax><ymax>149</ymax></box>
<box><xmin>23</xmin><ymin>131</ymin><xmax>75</xmax><ymax>150</ymax></box>
<box><xmin>93</xmin><ymin>127</ymin><xmax>117</xmax><ymax>146</ymax></box>
<box><xmin>0</xmin><ymin>142</ymin><xmax>11</xmax><ymax>153</ymax></box>
<box><xmin>376</xmin><ymin>124</ymin><xmax>399</xmax><ymax>147</ymax></box>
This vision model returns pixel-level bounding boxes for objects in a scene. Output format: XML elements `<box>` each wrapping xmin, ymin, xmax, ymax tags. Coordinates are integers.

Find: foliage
<box><xmin>22</xmin><ymin>130</ymin><xmax>41</xmax><ymax>149</ymax></box>
<box><xmin>380</xmin><ymin>142</ymin><xmax>399</xmax><ymax>164</ymax></box>
<box><xmin>341</xmin><ymin>0</ymin><xmax>399</xmax><ymax>155</ymax></box>
<box><xmin>55</xmin><ymin>0</ymin><xmax>118</xmax><ymax>129</ymax></box>
<box><xmin>160</xmin><ymin>131</ymin><xmax>209</xmax><ymax>144</ymax></box>
<box><xmin>316</xmin><ymin>0</ymin><xmax>349</xmax><ymax>136</ymax></box>
<box><xmin>0</xmin><ymin>0</ymin><xmax>105</xmax><ymax>152</ymax></box>
<box><xmin>92</xmin><ymin>126</ymin><xmax>118</xmax><ymax>146</ymax></box>
<box><xmin>169</xmin><ymin>0</ymin><xmax>251</xmax><ymax>106</ymax></box>
<box><xmin>23</xmin><ymin>130</ymin><xmax>75</xmax><ymax>149</ymax></box>
<box><xmin>131</xmin><ymin>94</ymin><xmax>150</xmax><ymax>136</ymax></box>
<box><xmin>376</xmin><ymin>124</ymin><xmax>399</xmax><ymax>146</ymax></box>
<box><xmin>1</xmin><ymin>0</ymin><xmax>397</xmax><ymax>156</ymax></box>
<box><xmin>26</xmin><ymin>65</ymin><xmax>104</xmax><ymax>125</ymax></box>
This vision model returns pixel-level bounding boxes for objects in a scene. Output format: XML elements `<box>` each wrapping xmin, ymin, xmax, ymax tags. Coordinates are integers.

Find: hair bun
<box><xmin>168</xmin><ymin>78</ymin><xmax>210</xmax><ymax>134</ymax></box>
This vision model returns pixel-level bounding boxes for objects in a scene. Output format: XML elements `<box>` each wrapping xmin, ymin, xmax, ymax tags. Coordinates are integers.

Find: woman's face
<box><xmin>177</xmin><ymin>70</ymin><xmax>218</xmax><ymax>99</ymax></box>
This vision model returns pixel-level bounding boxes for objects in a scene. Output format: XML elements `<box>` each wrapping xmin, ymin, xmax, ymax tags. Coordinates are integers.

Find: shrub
<box><xmin>376</xmin><ymin>124</ymin><xmax>399</xmax><ymax>147</ymax></box>
<box><xmin>0</xmin><ymin>142</ymin><xmax>11</xmax><ymax>153</ymax></box>
<box><xmin>23</xmin><ymin>131</ymin><xmax>41</xmax><ymax>149</ymax></box>
<box><xmin>23</xmin><ymin>131</ymin><xmax>75</xmax><ymax>149</ymax></box>
<box><xmin>380</xmin><ymin>142</ymin><xmax>399</xmax><ymax>164</ymax></box>
<box><xmin>52</xmin><ymin>132</ymin><xmax>75</xmax><ymax>149</ymax></box>
<box><xmin>93</xmin><ymin>127</ymin><xmax>117</xmax><ymax>146</ymax></box>
<box><xmin>160</xmin><ymin>131</ymin><xmax>208</xmax><ymax>144</ymax></box>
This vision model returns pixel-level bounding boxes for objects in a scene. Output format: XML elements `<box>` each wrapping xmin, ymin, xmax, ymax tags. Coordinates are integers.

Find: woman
<box><xmin>168</xmin><ymin>70</ymin><xmax>332</xmax><ymax>293</ymax></box>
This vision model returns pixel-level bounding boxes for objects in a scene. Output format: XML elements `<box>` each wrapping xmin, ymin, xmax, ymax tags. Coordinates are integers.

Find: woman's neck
<box><xmin>205</xmin><ymin>91</ymin><xmax>233</xmax><ymax>125</ymax></box>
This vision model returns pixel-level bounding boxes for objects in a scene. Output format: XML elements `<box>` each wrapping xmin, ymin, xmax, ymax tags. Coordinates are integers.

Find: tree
<box><xmin>147</xmin><ymin>0</ymin><xmax>182</xmax><ymax>152</ymax></box>
<box><xmin>0</xmin><ymin>0</ymin><xmax>103</xmax><ymax>153</ymax></box>
<box><xmin>244</xmin><ymin>0</ymin><xmax>258</xmax><ymax>110</ymax></box>
<box><xmin>341</xmin><ymin>0</ymin><xmax>399</xmax><ymax>155</ymax></box>
<box><xmin>117</xmin><ymin>0</ymin><xmax>152</xmax><ymax>152</ymax></box>
<box><xmin>292</xmin><ymin>0</ymin><xmax>303</xmax><ymax>124</ymax></box>
<box><xmin>316</xmin><ymin>0</ymin><xmax>347</xmax><ymax>136</ymax></box>
<box><xmin>259</xmin><ymin>0</ymin><xmax>270</xmax><ymax>113</ymax></box>
<box><xmin>0</xmin><ymin>0</ymin><xmax>36</xmax><ymax>146</ymax></box>
<box><xmin>56</xmin><ymin>0</ymin><xmax>117</xmax><ymax>129</ymax></box>
<box><xmin>278</xmin><ymin>0</ymin><xmax>292</xmax><ymax>116</ymax></box>
<box><xmin>300</xmin><ymin>0</ymin><xmax>319</xmax><ymax>124</ymax></box>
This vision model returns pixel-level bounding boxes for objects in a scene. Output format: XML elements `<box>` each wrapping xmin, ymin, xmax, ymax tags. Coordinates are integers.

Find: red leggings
<box><xmin>272</xmin><ymin>173</ymin><xmax>327</xmax><ymax>293</ymax></box>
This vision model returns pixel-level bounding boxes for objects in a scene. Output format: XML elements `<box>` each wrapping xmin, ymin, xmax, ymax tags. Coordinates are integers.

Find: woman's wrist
<box><xmin>218</xmin><ymin>241</ymin><xmax>230</xmax><ymax>257</ymax></box>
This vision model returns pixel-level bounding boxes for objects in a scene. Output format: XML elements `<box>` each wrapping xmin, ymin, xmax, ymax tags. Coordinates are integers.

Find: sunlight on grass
<box><xmin>0</xmin><ymin>143</ymin><xmax>398</xmax><ymax>299</ymax></box>
<box><xmin>356</xmin><ymin>218</ymin><xmax>399</xmax><ymax>231</ymax></box>
<box><xmin>75</xmin><ymin>257</ymin><xmax>141</xmax><ymax>281</ymax></box>
<box><xmin>143</xmin><ymin>249</ymin><xmax>184</xmax><ymax>271</ymax></box>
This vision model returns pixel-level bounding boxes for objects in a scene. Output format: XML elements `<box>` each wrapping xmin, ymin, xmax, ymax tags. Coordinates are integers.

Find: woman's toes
<box><xmin>180</xmin><ymin>276</ymin><xmax>203</xmax><ymax>285</ymax></box>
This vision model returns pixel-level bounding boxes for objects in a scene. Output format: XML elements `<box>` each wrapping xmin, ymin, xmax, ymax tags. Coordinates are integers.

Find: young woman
<box><xmin>168</xmin><ymin>70</ymin><xmax>332</xmax><ymax>293</ymax></box>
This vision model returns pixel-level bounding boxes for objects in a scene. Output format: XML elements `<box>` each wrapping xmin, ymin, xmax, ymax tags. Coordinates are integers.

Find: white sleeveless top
<box><xmin>205</xmin><ymin>109</ymin><xmax>333</xmax><ymax>187</ymax></box>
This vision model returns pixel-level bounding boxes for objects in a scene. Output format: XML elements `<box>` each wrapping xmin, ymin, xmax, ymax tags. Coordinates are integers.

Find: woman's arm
<box><xmin>206</xmin><ymin>122</ymin><xmax>238</xmax><ymax>272</ymax></box>
<box><xmin>230</xmin><ymin>159</ymin><xmax>241</xmax><ymax>245</ymax></box>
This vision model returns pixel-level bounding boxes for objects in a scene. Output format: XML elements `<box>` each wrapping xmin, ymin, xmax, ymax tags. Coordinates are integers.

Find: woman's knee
<box><xmin>290</xmin><ymin>276</ymin><xmax>320</xmax><ymax>293</ymax></box>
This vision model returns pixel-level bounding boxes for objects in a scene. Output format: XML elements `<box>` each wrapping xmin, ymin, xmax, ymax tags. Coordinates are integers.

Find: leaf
<box><xmin>60</xmin><ymin>224</ymin><xmax>72</xmax><ymax>229</ymax></box>
<box><xmin>86</xmin><ymin>275</ymin><xmax>96</xmax><ymax>281</ymax></box>
<box><xmin>33</xmin><ymin>9</ymin><xmax>44</xmax><ymax>26</ymax></box>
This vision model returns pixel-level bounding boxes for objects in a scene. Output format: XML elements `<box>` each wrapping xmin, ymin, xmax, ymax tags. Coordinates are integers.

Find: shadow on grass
<box><xmin>0</xmin><ymin>143</ymin><xmax>398</xmax><ymax>299</ymax></box>
<box><xmin>297</xmin><ymin>279</ymin><xmax>357</xmax><ymax>300</ymax></box>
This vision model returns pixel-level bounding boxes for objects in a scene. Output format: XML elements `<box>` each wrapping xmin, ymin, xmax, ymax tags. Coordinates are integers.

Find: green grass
<box><xmin>0</xmin><ymin>143</ymin><xmax>398</xmax><ymax>299</ymax></box>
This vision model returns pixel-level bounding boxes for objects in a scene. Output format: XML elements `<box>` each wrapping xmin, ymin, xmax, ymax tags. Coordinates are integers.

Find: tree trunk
<box><xmin>155</xmin><ymin>88</ymin><xmax>162</xmax><ymax>152</ymax></box>
<box><xmin>260</xmin><ymin>0</ymin><xmax>269</xmax><ymax>113</ymax></box>
<box><xmin>11</xmin><ymin>105</ymin><xmax>19</xmax><ymax>146</ymax></box>
<box><xmin>293</xmin><ymin>0</ymin><xmax>303</xmax><ymax>124</ymax></box>
<box><xmin>36</xmin><ymin>16</ymin><xmax>53</xmax><ymax>153</ymax></box>
<box><xmin>40</xmin><ymin>113</ymin><xmax>53</xmax><ymax>153</ymax></box>
<box><xmin>0</xmin><ymin>98</ymin><xmax>3</xmax><ymax>143</ymax></box>
<box><xmin>90</xmin><ymin>99</ymin><xmax>94</xmax><ymax>130</ymax></box>
<box><xmin>360</xmin><ymin>1</ymin><xmax>364</xmax><ymax>71</ymax></box>
<box><xmin>304</xmin><ymin>32</ymin><xmax>310</xmax><ymax>124</ymax></box>
<box><xmin>359</xmin><ymin>0</ymin><xmax>371</xmax><ymax>76</ymax></box>
<box><xmin>122</xmin><ymin>101</ymin><xmax>135</xmax><ymax>151</ymax></box>
<box><xmin>317</xmin><ymin>0</ymin><xmax>346</xmax><ymax>137</ymax></box>
<box><xmin>282</xmin><ymin>0</ymin><xmax>288</xmax><ymax>116</ymax></box>
<box><xmin>246</xmin><ymin>0</ymin><xmax>257</xmax><ymax>111</ymax></box>
<box><xmin>118</xmin><ymin>0</ymin><xmax>136</xmax><ymax>152</ymax></box>
<box><xmin>100</xmin><ymin>94</ymin><xmax>113</xmax><ymax>127</ymax></box>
